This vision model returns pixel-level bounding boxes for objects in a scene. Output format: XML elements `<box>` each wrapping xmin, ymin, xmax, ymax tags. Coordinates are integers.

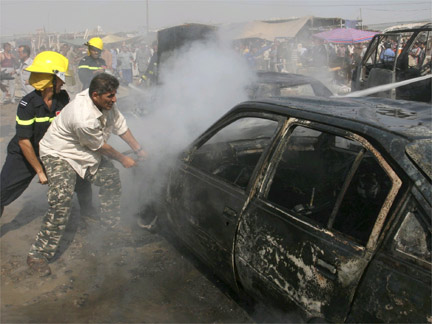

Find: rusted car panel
<box><xmin>155</xmin><ymin>96</ymin><xmax>431</xmax><ymax>322</ymax></box>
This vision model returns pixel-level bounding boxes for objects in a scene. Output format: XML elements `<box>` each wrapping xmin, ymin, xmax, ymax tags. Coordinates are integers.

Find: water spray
<box><xmin>338</xmin><ymin>74</ymin><xmax>432</xmax><ymax>98</ymax></box>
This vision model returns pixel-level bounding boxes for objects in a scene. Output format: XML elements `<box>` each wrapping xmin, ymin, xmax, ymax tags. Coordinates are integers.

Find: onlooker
<box><xmin>110</xmin><ymin>46</ymin><xmax>118</xmax><ymax>76</ymax></box>
<box><xmin>117</xmin><ymin>46</ymin><xmax>133</xmax><ymax>85</ymax></box>
<box><xmin>380</xmin><ymin>42</ymin><xmax>395</xmax><ymax>64</ymax></box>
<box><xmin>101</xmin><ymin>46</ymin><xmax>113</xmax><ymax>72</ymax></box>
<box><xmin>17</xmin><ymin>45</ymin><xmax>34</xmax><ymax>95</ymax></box>
<box><xmin>1</xmin><ymin>42</ymin><xmax>17</xmax><ymax>103</ymax></box>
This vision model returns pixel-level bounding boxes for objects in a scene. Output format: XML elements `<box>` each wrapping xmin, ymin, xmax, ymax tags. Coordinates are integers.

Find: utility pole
<box><xmin>360</xmin><ymin>8</ymin><xmax>363</xmax><ymax>30</ymax></box>
<box><xmin>146</xmin><ymin>0</ymin><xmax>149</xmax><ymax>35</ymax></box>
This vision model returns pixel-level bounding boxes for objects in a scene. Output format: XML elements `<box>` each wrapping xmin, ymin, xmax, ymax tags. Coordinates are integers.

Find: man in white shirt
<box><xmin>17</xmin><ymin>45</ymin><xmax>34</xmax><ymax>95</ymax></box>
<box><xmin>27</xmin><ymin>73</ymin><xmax>146</xmax><ymax>276</ymax></box>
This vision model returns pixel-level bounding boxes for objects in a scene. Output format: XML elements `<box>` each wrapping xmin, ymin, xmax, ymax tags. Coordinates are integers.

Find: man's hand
<box><xmin>121</xmin><ymin>155</ymin><xmax>137</xmax><ymax>168</ymax></box>
<box><xmin>37</xmin><ymin>171</ymin><xmax>48</xmax><ymax>184</ymax></box>
<box><xmin>135</xmin><ymin>148</ymin><xmax>147</xmax><ymax>161</ymax></box>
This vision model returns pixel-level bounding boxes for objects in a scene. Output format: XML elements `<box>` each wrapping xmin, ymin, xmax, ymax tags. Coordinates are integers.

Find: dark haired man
<box><xmin>380</xmin><ymin>42</ymin><xmax>395</xmax><ymax>64</ymax></box>
<box><xmin>27</xmin><ymin>73</ymin><xmax>146</xmax><ymax>276</ymax></box>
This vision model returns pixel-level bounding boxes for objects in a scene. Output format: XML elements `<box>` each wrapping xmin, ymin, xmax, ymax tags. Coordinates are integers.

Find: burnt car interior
<box><xmin>265</xmin><ymin>125</ymin><xmax>392</xmax><ymax>246</ymax></box>
<box><xmin>190</xmin><ymin>117</ymin><xmax>279</xmax><ymax>189</ymax></box>
<box><xmin>189</xmin><ymin>117</ymin><xmax>394</xmax><ymax>246</ymax></box>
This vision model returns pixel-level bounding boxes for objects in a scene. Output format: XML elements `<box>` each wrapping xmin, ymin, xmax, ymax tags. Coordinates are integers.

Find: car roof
<box><xmin>381</xmin><ymin>22</ymin><xmax>432</xmax><ymax>34</ymax></box>
<box><xmin>236</xmin><ymin>96</ymin><xmax>431</xmax><ymax>140</ymax></box>
<box><xmin>255</xmin><ymin>71</ymin><xmax>333</xmax><ymax>97</ymax></box>
<box><xmin>230</xmin><ymin>96</ymin><xmax>432</xmax><ymax>196</ymax></box>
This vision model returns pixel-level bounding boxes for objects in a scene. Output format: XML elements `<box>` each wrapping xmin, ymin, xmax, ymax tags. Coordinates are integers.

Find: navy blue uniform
<box><xmin>1</xmin><ymin>90</ymin><xmax>68</xmax><ymax>209</ymax></box>
<box><xmin>78</xmin><ymin>56</ymin><xmax>106</xmax><ymax>90</ymax></box>
<box><xmin>0</xmin><ymin>90</ymin><xmax>92</xmax><ymax>213</ymax></box>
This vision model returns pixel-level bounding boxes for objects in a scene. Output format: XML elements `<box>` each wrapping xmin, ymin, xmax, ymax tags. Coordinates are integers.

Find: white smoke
<box><xmin>117</xmin><ymin>31</ymin><xmax>257</xmax><ymax>219</ymax></box>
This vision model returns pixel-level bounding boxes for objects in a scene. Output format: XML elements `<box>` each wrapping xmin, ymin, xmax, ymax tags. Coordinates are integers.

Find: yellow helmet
<box><xmin>86</xmin><ymin>37</ymin><xmax>103</xmax><ymax>51</ymax></box>
<box><xmin>25</xmin><ymin>51</ymin><xmax>70</xmax><ymax>82</ymax></box>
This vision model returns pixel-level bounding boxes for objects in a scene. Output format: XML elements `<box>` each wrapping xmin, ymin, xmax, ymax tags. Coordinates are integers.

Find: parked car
<box><xmin>352</xmin><ymin>23</ymin><xmax>431</xmax><ymax>102</ymax></box>
<box><xmin>141</xmin><ymin>95</ymin><xmax>431</xmax><ymax>322</ymax></box>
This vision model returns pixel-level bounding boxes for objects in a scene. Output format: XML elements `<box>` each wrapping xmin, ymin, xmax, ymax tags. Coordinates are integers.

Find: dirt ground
<box><xmin>0</xmin><ymin>99</ymin><xmax>256</xmax><ymax>323</ymax></box>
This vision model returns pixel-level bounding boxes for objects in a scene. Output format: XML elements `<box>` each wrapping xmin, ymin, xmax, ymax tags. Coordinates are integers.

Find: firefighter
<box><xmin>141</xmin><ymin>41</ymin><xmax>158</xmax><ymax>86</ymax></box>
<box><xmin>0</xmin><ymin>51</ymin><xmax>92</xmax><ymax>217</ymax></box>
<box><xmin>78</xmin><ymin>37</ymin><xmax>107</xmax><ymax>90</ymax></box>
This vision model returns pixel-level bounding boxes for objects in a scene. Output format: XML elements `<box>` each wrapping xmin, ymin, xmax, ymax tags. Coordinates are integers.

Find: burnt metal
<box><xmin>352</xmin><ymin>23</ymin><xmax>432</xmax><ymax>102</ymax></box>
<box><xmin>143</xmin><ymin>95</ymin><xmax>431</xmax><ymax>323</ymax></box>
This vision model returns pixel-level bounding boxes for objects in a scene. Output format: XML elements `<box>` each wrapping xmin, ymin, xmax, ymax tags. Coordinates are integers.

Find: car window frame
<box><xmin>258</xmin><ymin>117</ymin><xmax>403</xmax><ymax>250</ymax></box>
<box><xmin>184</xmin><ymin>111</ymin><xmax>286</xmax><ymax>193</ymax></box>
<box><xmin>390</xmin><ymin>188</ymin><xmax>432</xmax><ymax>269</ymax></box>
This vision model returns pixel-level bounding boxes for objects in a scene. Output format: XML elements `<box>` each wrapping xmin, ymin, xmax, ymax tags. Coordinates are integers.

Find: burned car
<box><xmin>142</xmin><ymin>95</ymin><xmax>431</xmax><ymax>322</ymax></box>
<box><xmin>248</xmin><ymin>71</ymin><xmax>333</xmax><ymax>99</ymax></box>
<box><xmin>120</xmin><ymin>71</ymin><xmax>333</xmax><ymax>118</ymax></box>
<box><xmin>352</xmin><ymin>23</ymin><xmax>431</xmax><ymax>102</ymax></box>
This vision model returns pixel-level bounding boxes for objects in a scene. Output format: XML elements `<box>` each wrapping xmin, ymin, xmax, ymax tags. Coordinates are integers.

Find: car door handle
<box><xmin>316</xmin><ymin>258</ymin><xmax>337</xmax><ymax>280</ymax></box>
<box><xmin>223</xmin><ymin>206</ymin><xmax>237</xmax><ymax>220</ymax></box>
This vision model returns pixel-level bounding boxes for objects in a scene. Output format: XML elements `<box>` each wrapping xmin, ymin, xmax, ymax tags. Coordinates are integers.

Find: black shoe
<box><xmin>27</xmin><ymin>256</ymin><xmax>51</xmax><ymax>277</ymax></box>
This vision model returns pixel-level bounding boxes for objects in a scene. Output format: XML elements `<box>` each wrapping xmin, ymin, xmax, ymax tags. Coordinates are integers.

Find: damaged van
<box><xmin>141</xmin><ymin>95</ymin><xmax>431</xmax><ymax>322</ymax></box>
<box><xmin>352</xmin><ymin>23</ymin><xmax>431</xmax><ymax>102</ymax></box>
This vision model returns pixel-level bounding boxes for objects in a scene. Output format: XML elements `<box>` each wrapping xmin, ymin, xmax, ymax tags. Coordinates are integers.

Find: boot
<box><xmin>27</xmin><ymin>256</ymin><xmax>51</xmax><ymax>277</ymax></box>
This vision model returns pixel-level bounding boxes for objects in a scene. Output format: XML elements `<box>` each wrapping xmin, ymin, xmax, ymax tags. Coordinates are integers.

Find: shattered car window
<box><xmin>266</xmin><ymin>125</ymin><xmax>392</xmax><ymax>245</ymax></box>
<box><xmin>190</xmin><ymin>117</ymin><xmax>279</xmax><ymax>189</ymax></box>
<box><xmin>394</xmin><ymin>209</ymin><xmax>432</xmax><ymax>262</ymax></box>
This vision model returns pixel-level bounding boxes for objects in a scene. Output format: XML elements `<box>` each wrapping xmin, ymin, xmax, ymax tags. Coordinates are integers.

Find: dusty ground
<box><xmin>0</xmin><ymin>99</ymin><xmax>257</xmax><ymax>323</ymax></box>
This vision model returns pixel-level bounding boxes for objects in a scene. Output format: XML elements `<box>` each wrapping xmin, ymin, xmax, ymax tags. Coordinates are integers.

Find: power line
<box><xmin>362</xmin><ymin>7</ymin><xmax>431</xmax><ymax>12</ymax></box>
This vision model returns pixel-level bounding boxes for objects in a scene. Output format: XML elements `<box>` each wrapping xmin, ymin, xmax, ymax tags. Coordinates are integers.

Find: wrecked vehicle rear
<box><xmin>352</xmin><ymin>23</ymin><xmax>432</xmax><ymax>102</ymax></box>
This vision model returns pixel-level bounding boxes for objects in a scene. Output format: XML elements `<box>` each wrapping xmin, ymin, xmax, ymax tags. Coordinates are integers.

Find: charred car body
<box><xmin>144</xmin><ymin>96</ymin><xmax>431</xmax><ymax>322</ymax></box>
<box><xmin>249</xmin><ymin>71</ymin><xmax>333</xmax><ymax>99</ymax></box>
<box><xmin>352</xmin><ymin>23</ymin><xmax>431</xmax><ymax>102</ymax></box>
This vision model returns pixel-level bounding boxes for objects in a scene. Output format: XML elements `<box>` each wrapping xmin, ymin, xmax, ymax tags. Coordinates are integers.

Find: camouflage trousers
<box><xmin>28</xmin><ymin>155</ymin><xmax>121</xmax><ymax>261</ymax></box>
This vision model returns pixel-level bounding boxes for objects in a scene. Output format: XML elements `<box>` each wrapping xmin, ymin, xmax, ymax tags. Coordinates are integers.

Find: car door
<box><xmin>234</xmin><ymin>119</ymin><xmax>402</xmax><ymax>322</ymax></box>
<box><xmin>348</xmin><ymin>187</ymin><xmax>431</xmax><ymax>322</ymax></box>
<box><xmin>167</xmin><ymin>112</ymin><xmax>283</xmax><ymax>286</ymax></box>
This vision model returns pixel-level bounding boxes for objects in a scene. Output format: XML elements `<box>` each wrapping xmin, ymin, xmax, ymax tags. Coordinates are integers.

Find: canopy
<box><xmin>313</xmin><ymin>28</ymin><xmax>378</xmax><ymax>44</ymax></box>
<box><xmin>223</xmin><ymin>16</ymin><xmax>312</xmax><ymax>41</ymax></box>
<box><xmin>101</xmin><ymin>34</ymin><xmax>129</xmax><ymax>44</ymax></box>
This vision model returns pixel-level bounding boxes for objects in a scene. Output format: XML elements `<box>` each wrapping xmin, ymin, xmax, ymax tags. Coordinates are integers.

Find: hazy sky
<box><xmin>1</xmin><ymin>0</ymin><xmax>431</xmax><ymax>36</ymax></box>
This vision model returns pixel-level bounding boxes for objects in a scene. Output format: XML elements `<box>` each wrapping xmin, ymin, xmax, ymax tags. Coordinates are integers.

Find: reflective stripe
<box><xmin>35</xmin><ymin>117</ymin><xmax>51</xmax><ymax>123</ymax></box>
<box><xmin>78</xmin><ymin>65</ymin><xmax>103</xmax><ymax>70</ymax></box>
<box><xmin>16</xmin><ymin>116</ymin><xmax>34</xmax><ymax>125</ymax></box>
<box><xmin>16</xmin><ymin>116</ymin><xmax>55</xmax><ymax>125</ymax></box>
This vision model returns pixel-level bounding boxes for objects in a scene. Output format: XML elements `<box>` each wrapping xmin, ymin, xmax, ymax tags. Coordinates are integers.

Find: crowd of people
<box><xmin>0</xmin><ymin>38</ymin><xmax>158</xmax><ymax>103</ymax></box>
<box><xmin>235</xmin><ymin>38</ymin><xmax>369</xmax><ymax>85</ymax></box>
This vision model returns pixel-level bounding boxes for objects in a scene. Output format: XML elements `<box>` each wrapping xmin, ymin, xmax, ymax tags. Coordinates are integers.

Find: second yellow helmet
<box><xmin>86</xmin><ymin>37</ymin><xmax>103</xmax><ymax>51</ymax></box>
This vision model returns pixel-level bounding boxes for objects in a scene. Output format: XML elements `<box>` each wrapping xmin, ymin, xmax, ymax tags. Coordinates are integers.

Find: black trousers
<box><xmin>0</xmin><ymin>152</ymin><xmax>92</xmax><ymax>215</ymax></box>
